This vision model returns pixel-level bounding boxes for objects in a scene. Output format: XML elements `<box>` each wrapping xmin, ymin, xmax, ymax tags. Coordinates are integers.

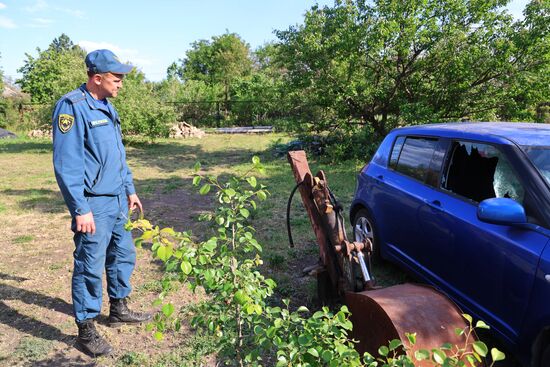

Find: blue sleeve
<box><xmin>124</xmin><ymin>163</ymin><xmax>136</xmax><ymax>195</ymax></box>
<box><xmin>52</xmin><ymin>99</ymin><xmax>91</xmax><ymax>217</ymax></box>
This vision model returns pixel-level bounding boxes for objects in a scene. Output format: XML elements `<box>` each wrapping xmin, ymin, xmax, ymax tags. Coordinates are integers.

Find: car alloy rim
<box><xmin>355</xmin><ymin>217</ymin><xmax>374</xmax><ymax>249</ymax></box>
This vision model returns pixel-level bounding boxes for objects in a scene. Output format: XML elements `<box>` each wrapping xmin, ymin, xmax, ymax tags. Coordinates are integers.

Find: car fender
<box><xmin>519</xmin><ymin>237</ymin><xmax>550</xmax><ymax>365</ymax></box>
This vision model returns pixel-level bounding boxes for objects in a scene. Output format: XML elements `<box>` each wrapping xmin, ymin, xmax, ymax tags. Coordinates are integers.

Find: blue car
<box><xmin>350</xmin><ymin>122</ymin><xmax>550</xmax><ymax>367</ymax></box>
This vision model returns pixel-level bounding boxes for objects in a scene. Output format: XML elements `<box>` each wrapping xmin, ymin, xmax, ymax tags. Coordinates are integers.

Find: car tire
<box><xmin>352</xmin><ymin>208</ymin><xmax>381</xmax><ymax>263</ymax></box>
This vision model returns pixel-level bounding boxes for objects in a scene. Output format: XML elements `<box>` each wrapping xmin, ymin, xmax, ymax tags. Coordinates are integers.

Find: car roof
<box><xmin>391</xmin><ymin>122</ymin><xmax>550</xmax><ymax>147</ymax></box>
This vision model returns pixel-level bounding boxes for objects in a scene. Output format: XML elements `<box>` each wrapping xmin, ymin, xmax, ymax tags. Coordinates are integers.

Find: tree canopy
<box><xmin>275</xmin><ymin>0</ymin><xmax>549</xmax><ymax>136</ymax></box>
<box><xmin>17</xmin><ymin>33</ymin><xmax>87</xmax><ymax>104</ymax></box>
<box><xmin>174</xmin><ymin>33</ymin><xmax>252</xmax><ymax>105</ymax></box>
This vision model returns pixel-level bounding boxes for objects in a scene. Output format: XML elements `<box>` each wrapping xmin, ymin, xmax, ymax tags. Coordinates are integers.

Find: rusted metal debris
<box><xmin>287</xmin><ymin>150</ymin><xmax>477</xmax><ymax>364</ymax></box>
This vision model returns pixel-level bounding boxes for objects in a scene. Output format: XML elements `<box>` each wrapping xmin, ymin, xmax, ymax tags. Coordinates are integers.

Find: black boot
<box><xmin>76</xmin><ymin>319</ymin><xmax>113</xmax><ymax>356</ymax></box>
<box><xmin>109</xmin><ymin>298</ymin><xmax>152</xmax><ymax>327</ymax></box>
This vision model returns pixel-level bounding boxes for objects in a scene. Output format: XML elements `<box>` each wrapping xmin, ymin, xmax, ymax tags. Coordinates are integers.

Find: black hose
<box><xmin>286</xmin><ymin>181</ymin><xmax>303</xmax><ymax>248</ymax></box>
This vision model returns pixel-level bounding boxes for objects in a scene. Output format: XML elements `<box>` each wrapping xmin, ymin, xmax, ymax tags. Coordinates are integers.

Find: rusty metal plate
<box><xmin>346</xmin><ymin>283</ymin><xmax>476</xmax><ymax>366</ymax></box>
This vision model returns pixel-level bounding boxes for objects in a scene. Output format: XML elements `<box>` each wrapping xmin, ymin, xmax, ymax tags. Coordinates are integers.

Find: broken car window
<box><xmin>443</xmin><ymin>141</ymin><xmax>524</xmax><ymax>203</ymax></box>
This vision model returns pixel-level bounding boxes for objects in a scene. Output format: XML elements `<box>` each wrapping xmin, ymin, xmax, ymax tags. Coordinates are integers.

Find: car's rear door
<box><xmin>373</xmin><ymin>135</ymin><xmax>441</xmax><ymax>263</ymax></box>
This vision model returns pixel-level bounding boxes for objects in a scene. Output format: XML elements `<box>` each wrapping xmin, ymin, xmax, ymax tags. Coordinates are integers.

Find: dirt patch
<box><xmin>139</xmin><ymin>188</ymin><xmax>212</xmax><ymax>233</ymax></box>
<box><xmin>0</xmin><ymin>187</ymin><xmax>214</xmax><ymax>366</ymax></box>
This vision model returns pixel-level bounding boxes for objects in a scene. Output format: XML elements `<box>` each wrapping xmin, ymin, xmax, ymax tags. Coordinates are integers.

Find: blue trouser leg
<box><xmin>106</xmin><ymin>194</ymin><xmax>136</xmax><ymax>299</ymax></box>
<box><xmin>72</xmin><ymin>194</ymin><xmax>136</xmax><ymax>322</ymax></box>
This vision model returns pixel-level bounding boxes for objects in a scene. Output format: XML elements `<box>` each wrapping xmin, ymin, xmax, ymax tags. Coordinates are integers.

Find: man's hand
<box><xmin>128</xmin><ymin>193</ymin><xmax>143</xmax><ymax>214</ymax></box>
<box><xmin>75</xmin><ymin>212</ymin><xmax>95</xmax><ymax>234</ymax></box>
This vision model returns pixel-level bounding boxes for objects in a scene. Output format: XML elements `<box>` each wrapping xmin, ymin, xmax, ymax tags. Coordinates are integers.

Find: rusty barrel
<box><xmin>346</xmin><ymin>283</ymin><xmax>474</xmax><ymax>366</ymax></box>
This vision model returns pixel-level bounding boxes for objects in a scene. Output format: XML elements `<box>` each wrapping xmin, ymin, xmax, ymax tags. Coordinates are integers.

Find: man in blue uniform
<box><xmin>52</xmin><ymin>49</ymin><xmax>151</xmax><ymax>356</ymax></box>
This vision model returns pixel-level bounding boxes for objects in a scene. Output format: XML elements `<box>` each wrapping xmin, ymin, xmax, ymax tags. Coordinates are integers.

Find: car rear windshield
<box><xmin>524</xmin><ymin>146</ymin><xmax>550</xmax><ymax>186</ymax></box>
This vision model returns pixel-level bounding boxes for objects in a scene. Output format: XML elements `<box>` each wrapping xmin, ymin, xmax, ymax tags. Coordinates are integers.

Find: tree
<box><xmin>275</xmin><ymin>0</ymin><xmax>549</xmax><ymax>137</ymax></box>
<box><xmin>17</xmin><ymin>33</ymin><xmax>86</xmax><ymax>104</ymax></box>
<box><xmin>177</xmin><ymin>33</ymin><xmax>252</xmax><ymax>109</ymax></box>
<box><xmin>113</xmin><ymin>69</ymin><xmax>174</xmax><ymax>138</ymax></box>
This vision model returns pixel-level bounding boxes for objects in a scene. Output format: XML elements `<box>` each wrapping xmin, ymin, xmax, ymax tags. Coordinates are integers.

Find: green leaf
<box><xmin>160</xmin><ymin>227</ymin><xmax>176</xmax><ymax>236</ymax></box>
<box><xmin>389</xmin><ymin>339</ymin><xmax>402</xmax><ymax>351</ymax></box>
<box><xmin>233</xmin><ymin>290</ymin><xmax>249</xmax><ymax>305</ymax></box>
<box><xmin>240</xmin><ymin>208</ymin><xmax>250</xmax><ymax>218</ymax></box>
<box><xmin>192</xmin><ymin>175</ymin><xmax>201</xmax><ymax>186</ymax></box>
<box><xmin>157</xmin><ymin>245</ymin><xmax>172</xmax><ymax>262</ymax></box>
<box><xmin>297</xmin><ymin>306</ymin><xmax>309</xmax><ymax>313</ymax></box>
<box><xmin>141</xmin><ymin>230</ymin><xmax>153</xmax><ymax>240</ymax></box>
<box><xmin>298</xmin><ymin>334</ymin><xmax>310</xmax><ymax>345</ymax></box>
<box><xmin>432</xmin><ymin>349</ymin><xmax>446</xmax><ymax>364</ymax></box>
<box><xmin>307</xmin><ymin>347</ymin><xmax>319</xmax><ymax>358</ymax></box>
<box><xmin>154</xmin><ymin>331</ymin><xmax>164</xmax><ymax>341</ymax></box>
<box><xmin>475</xmin><ymin>320</ymin><xmax>490</xmax><ymax>329</ymax></box>
<box><xmin>245</xmin><ymin>303</ymin><xmax>255</xmax><ymax>315</ymax></box>
<box><xmin>466</xmin><ymin>355</ymin><xmax>477</xmax><ymax>367</ymax></box>
<box><xmin>193</xmin><ymin>162</ymin><xmax>201</xmax><ymax>172</ymax></box>
<box><xmin>252</xmin><ymin>156</ymin><xmax>260</xmax><ymax>165</ymax></box>
<box><xmin>378</xmin><ymin>345</ymin><xmax>389</xmax><ymax>357</ymax></box>
<box><xmin>162</xmin><ymin>303</ymin><xmax>175</xmax><ymax>317</ymax></box>
<box><xmin>491</xmin><ymin>348</ymin><xmax>505</xmax><ymax>362</ymax></box>
<box><xmin>199</xmin><ymin>184</ymin><xmax>211</xmax><ymax>195</ymax></box>
<box><xmin>462</xmin><ymin>313</ymin><xmax>473</xmax><ymax>324</ymax></box>
<box><xmin>321</xmin><ymin>350</ymin><xmax>334</xmax><ymax>362</ymax></box>
<box><xmin>472</xmin><ymin>341</ymin><xmax>488</xmax><ymax>357</ymax></box>
<box><xmin>406</xmin><ymin>332</ymin><xmax>416</xmax><ymax>345</ymax></box>
<box><xmin>180</xmin><ymin>260</ymin><xmax>192</xmax><ymax>275</ymax></box>
<box><xmin>247</xmin><ymin>176</ymin><xmax>257</xmax><ymax>188</ymax></box>
<box><xmin>257</xmin><ymin>190</ymin><xmax>267</xmax><ymax>201</ymax></box>
<box><xmin>203</xmin><ymin>238</ymin><xmax>218</xmax><ymax>252</ymax></box>
<box><xmin>415</xmin><ymin>349</ymin><xmax>430</xmax><ymax>361</ymax></box>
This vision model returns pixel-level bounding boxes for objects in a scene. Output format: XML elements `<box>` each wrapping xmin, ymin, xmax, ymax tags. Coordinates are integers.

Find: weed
<box><xmin>117</xmin><ymin>351</ymin><xmax>148</xmax><ymax>366</ymax></box>
<box><xmin>13</xmin><ymin>235</ymin><xmax>34</xmax><ymax>244</ymax></box>
<box><xmin>163</xmin><ymin>176</ymin><xmax>183</xmax><ymax>193</ymax></box>
<box><xmin>48</xmin><ymin>263</ymin><xmax>63</xmax><ymax>271</ymax></box>
<box><xmin>266</xmin><ymin>253</ymin><xmax>286</xmax><ymax>269</ymax></box>
<box><xmin>14</xmin><ymin>336</ymin><xmax>53</xmax><ymax>362</ymax></box>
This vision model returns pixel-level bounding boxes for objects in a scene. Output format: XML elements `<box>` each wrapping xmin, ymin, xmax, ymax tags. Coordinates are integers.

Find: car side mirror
<box><xmin>477</xmin><ymin>198</ymin><xmax>527</xmax><ymax>225</ymax></box>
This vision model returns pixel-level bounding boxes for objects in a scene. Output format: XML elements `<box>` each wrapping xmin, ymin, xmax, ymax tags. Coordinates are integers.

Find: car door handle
<box><xmin>425</xmin><ymin>199</ymin><xmax>442</xmax><ymax>210</ymax></box>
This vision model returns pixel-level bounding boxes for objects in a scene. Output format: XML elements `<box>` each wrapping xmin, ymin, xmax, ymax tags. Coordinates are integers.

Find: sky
<box><xmin>0</xmin><ymin>0</ymin><xmax>530</xmax><ymax>83</ymax></box>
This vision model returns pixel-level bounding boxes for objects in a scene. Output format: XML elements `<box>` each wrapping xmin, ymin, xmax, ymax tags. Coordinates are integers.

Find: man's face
<box><xmin>98</xmin><ymin>73</ymin><xmax>125</xmax><ymax>98</ymax></box>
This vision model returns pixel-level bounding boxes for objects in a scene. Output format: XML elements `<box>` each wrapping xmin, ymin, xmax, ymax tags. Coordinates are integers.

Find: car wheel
<box><xmin>352</xmin><ymin>208</ymin><xmax>380</xmax><ymax>263</ymax></box>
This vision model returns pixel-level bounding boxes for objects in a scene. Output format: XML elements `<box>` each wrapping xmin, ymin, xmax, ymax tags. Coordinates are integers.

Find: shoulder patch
<box><xmin>63</xmin><ymin>89</ymin><xmax>86</xmax><ymax>104</ymax></box>
<box><xmin>58</xmin><ymin>114</ymin><xmax>74</xmax><ymax>133</ymax></box>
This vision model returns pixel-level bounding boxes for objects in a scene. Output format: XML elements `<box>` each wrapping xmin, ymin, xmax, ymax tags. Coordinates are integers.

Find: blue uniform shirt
<box><xmin>52</xmin><ymin>84</ymin><xmax>136</xmax><ymax>217</ymax></box>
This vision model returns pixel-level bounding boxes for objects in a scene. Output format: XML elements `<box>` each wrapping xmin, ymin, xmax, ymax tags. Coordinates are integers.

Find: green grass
<box><xmin>14</xmin><ymin>336</ymin><xmax>53</xmax><ymax>362</ymax></box>
<box><xmin>13</xmin><ymin>235</ymin><xmax>34</xmax><ymax>244</ymax></box>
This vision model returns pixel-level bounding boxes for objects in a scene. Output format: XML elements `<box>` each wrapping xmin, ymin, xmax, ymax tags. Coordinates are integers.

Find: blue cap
<box><xmin>85</xmin><ymin>49</ymin><xmax>133</xmax><ymax>74</ymax></box>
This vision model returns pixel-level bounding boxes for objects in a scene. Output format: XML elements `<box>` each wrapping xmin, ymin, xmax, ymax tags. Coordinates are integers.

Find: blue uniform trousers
<box><xmin>71</xmin><ymin>193</ymin><xmax>136</xmax><ymax>322</ymax></box>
